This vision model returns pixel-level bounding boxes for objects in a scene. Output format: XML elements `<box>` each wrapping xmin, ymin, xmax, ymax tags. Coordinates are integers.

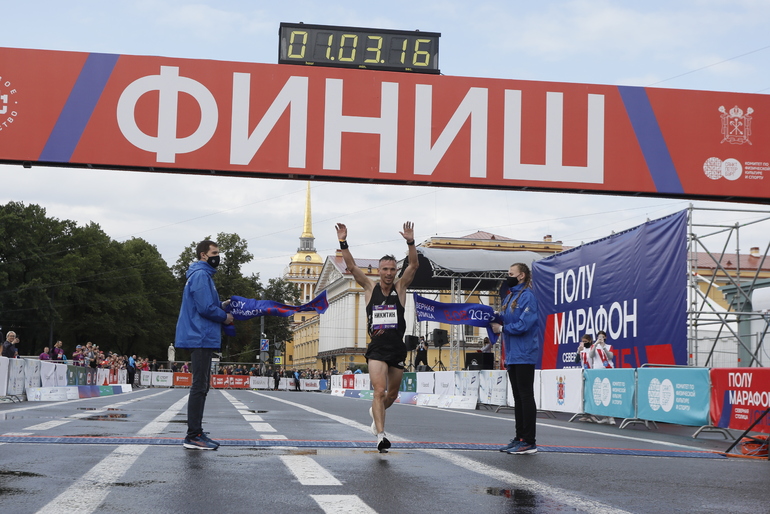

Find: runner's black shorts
<box><xmin>365</xmin><ymin>339</ymin><xmax>407</xmax><ymax>369</ymax></box>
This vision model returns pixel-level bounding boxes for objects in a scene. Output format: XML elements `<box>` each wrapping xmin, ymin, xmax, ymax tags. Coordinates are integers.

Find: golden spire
<box><xmin>301</xmin><ymin>181</ymin><xmax>313</xmax><ymax>239</ymax></box>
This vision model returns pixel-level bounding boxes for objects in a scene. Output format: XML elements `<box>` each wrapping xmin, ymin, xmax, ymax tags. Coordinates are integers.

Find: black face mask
<box><xmin>206</xmin><ymin>255</ymin><xmax>221</xmax><ymax>268</ymax></box>
<box><xmin>507</xmin><ymin>276</ymin><xmax>519</xmax><ymax>288</ymax></box>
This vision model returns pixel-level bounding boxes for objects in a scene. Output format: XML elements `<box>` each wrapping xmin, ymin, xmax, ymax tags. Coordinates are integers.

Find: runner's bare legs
<box><xmin>368</xmin><ymin>360</ymin><xmax>404</xmax><ymax>433</ymax></box>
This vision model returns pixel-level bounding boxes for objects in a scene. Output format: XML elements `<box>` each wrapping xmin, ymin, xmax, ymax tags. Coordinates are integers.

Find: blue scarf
<box><xmin>414</xmin><ymin>294</ymin><xmax>502</xmax><ymax>344</ymax></box>
<box><xmin>223</xmin><ymin>291</ymin><xmax>329</xmax><ymax>335</ymax></box>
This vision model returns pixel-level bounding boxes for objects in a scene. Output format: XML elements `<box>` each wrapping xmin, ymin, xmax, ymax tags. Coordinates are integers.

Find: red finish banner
<box><xmin>1</xmin><ymin>46</ymin><xmax>769</xmax><ymax>201</ymax></box>
<box><xmin>710</xmin><ymin>368</ymin><xmax>770</xmax><ymax>433</ymax></box>
<box><xmin>210</xmin><ymin>375</ymin><xmax>250</xmax><ymax>389</ymax></box>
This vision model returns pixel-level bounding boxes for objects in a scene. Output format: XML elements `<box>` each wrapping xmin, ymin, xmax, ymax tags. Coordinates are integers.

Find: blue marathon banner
<box><xmin>533</xmin><ymin>210</ymin><xmax>688</xmax><ymax>369</ymax></box>
<box><xmin>584</xmin><ymin>369</ymin><xmax>636</xmax><ymax>418</ymax></box>
<box><xmin>414</xmin><ymin>294</ymin><xmax>503</xmax><ymax>343</ymax></box>
<box><xmin>636</xmin><ymin>368</ymin><xmax>710</xmax><ymax>426</ymax></box>
<box><xmin>228</xmin><ymin>290</ymin><xmax>329</xmax><ymax>319</ymax></box>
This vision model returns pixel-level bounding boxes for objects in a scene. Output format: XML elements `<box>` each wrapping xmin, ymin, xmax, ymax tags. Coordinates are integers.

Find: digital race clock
<box><xmin>279</xmin><ymin>22</ymin><xmax>440</xmax><ymax>74</ymax></box>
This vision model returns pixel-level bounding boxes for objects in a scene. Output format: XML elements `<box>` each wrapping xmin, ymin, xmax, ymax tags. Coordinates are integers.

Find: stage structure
<box><xmin>688</xmin><ymin>205</ymin><xmax>770</xmax><ymax>368</ymax></box>
<box><xmin>401</xmin><ymin>247</ymin><xmax>541</xmax><ymax>370</ymax></box>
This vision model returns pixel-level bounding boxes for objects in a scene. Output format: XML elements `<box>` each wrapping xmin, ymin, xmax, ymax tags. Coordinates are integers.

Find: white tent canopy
<box><xmin>416</xmin><ymin>247</ymin><xmax>542</xmax><ymax>274</ymax></box>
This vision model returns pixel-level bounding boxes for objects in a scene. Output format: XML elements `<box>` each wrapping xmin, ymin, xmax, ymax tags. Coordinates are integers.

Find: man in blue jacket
<box><xmin>176</xmin><ymin>240</ymin><xmax>233</xmax><ymax>450</ymax></box>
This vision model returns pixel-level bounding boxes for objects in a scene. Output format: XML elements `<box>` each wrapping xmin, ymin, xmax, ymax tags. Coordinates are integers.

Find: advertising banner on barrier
<box><xmin>540</xmin><ymin>369</ymin><xmax>584</xmax><ymax>413</ymax></box>
<box><xmin>301</xmin><ymin>379</ymin><xmax>320</xmax><ymax>391</ymax></box>
<box><xmin>354</xmin><ymin>374</ymin><xmax>371</xmax><ymax>391</ymax></box>
<box><xmin>97</xmin><ymin>368</ymin><xmax>110</xmax><ymax>386</ymax></box>
<box><xmin>67</xmin><ymin>365</ymin><xmax>79</xmax><ymax>385</ymax></box>
<box><xmin>0</xmin><ymin>356</ymin><xmax>9</xmax><ymax>396</ymax></box>
<box><xmin>77</xmin><ymin>367</ymin><xmax>87</xmax><ymax>386</ymax></box>
<box><xmin>211</xmin><ymin>375</ymin><xmax>250</xmax><ymax>389</ymax></box>
<box><xmin>54</xmin><ymin>363</ymin><xmax>67</xmax><ymax>387</ymax></box>
<box><xmin>173</xmin><ymin>373</ymin><xmax>192</xmax><ymax>387</ymax></box>
<box><xmin>118</xmin><ymin>369</ymin><xmax>127</xmax><ymax>384</ymax></box>
<box><xmin>7</xmin><ymin>358</ymin><xmax>26</xmax><ymax>395</ymax></box>
<box><xmin>250</xmin><ymin>376</ymin><xmax>270</xmax><ymax>389</ymax></box>
<box><xmin>584</xmin><ymin>369</ymin><xmax>636</xmax><ymax>418</ymax></box>
<box><xmin>416</xmin><ymin>372</ymin><xmax>435</xmax><ymax>394</ymax></box>
<box><xmin>342</xmin><ymin>375</ymin><xmax>355</xmax><ymax>389</ymax></box>
<box><xmin>710</xmin><ymin>368</ymin><xmax>770</xmax><ymax>433</ymax></box>
<box><xmin>454</xmin><ymin>371</ymin><xmax>480</xmax><ymax>397</ymax></box>
<box><xmin>2</xmin><ymin>47</ymin><xmax>769</xmax><ymax>203</ymax></box>
<box><xmin>27</xmin><ymin>387</ymin><xmax>69</xmax><ymax>402</ymax></box>
<box><xmin>434</xmin><ymin>371</ymin><xmax>455</xmax><ymax>398</ymax></box>
<box><xmin>507</xmin><ymin>370</ymin><xmax>543</xmax><ymax>408</ymax></box>
<box><xmin>534</xmin><ymin>211</ymin><xmax>688</xmax><ymax>369</ymax></box>
<box><xmin>278</xmin><ymin>378</ymin><xmax>294</xmax><ymax>390</ymax></box>
<box><xmin>637</xmin><ymin>368</ymin><xmax>710</xmax><ymax>426</ymax></box>
<box><xmin>330</xmin><ymin>375</ymin><xmax>343</xmax><ymax>389</ymax></box>
<box><xmin>151</xmin><ymin>372</ymin><xmax>173</xmax><ymax>387</ymax></box>
<box><xmin>400</xmin><ymin>372</ymin><xmax>417</xmax><ymax>392</ymax></box>
<box><xmin>140</xmin><ymin>370</ymin><xmax>151</xmax><ymax>386</ymax></box>
<box><xmin>40</xmin><ymin>361</ymin><xmax>56</xmax><ymax>387</ymax></box>
<box><xmin>24</xmin><ymin>359</ymin><xmax>41</xmax><ymax>390</ymax></box>
<box><xmin>479</xmin><ymin>370</ymin><xmax>508</xmax><ymax>405</ymax></box>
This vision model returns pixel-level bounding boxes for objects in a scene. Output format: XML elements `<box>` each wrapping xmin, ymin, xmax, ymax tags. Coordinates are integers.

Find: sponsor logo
<box><xmin>0</xmin><ymin>74</ymin><xmax>19</xmax><ymax>134</ymax></box>
<box><xmin>719</xmin><ymin>105</ymin><xmax>753</xmax><ymax>145</ymax></box>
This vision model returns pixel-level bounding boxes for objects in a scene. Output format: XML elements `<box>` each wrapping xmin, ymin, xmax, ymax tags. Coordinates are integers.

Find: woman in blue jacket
<box><xmin>498</xmin><ymin>262</ymin><xmax>540</xmax><ymax>455</ymax></box>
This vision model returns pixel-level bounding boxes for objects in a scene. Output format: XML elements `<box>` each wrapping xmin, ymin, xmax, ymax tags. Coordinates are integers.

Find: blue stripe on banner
<box><xmin>39</xmin><ymin>52</ymin><xmax>120</xmax><ymax>162</ymax></box>
<box><xmin>617</xmin><ymin>86</ymin><xmax>684</xmax><ymax>195</ymax></box>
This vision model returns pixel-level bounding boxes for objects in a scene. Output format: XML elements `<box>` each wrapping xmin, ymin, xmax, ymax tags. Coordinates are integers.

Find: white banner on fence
<box><xmin>301</xmin><ymin>379</ymin><xmax>320</xmax><ymax>391</ymax></box>
<box><xmin>479</xmin><ymin>370</ymin><xmax>508</xmax><ymax>406</ymax></box>
<box><xmin>505</xmin><ymin>370</ymin><xmax>543</xmax><ymax>408</ymax></box>
<box><xmin>55</xmin><ymin>363</ymin><xmax>67</xmax><ymax>388</ymax></box>
<box><xmin>40</xmin><ymin>361</ymin><xmax>56</xmax><ymax>388</ymax></box>
<box><xmin>66</xmin><ymin>387</ymin><xmax>80</xmax><ymax>400</ymax></box>
<box><xmin>7</xmin><ymin>358</ymin><xmax>26</xmax><ymax>395</ymax></box>
<box><xmin>140</xmin><ymin>370</ymin><xmax>152</xmax><ymax>386</ymax></box>
<box><xmin>250</xmin><ymin>376</ymin><xmax>270</xmax><ymax>389</ymax></box>
<box><xmin>454</xmin><ymin>371</ymin><xmax>480</xmax><ymax>397</ymax></box>
<box><xmin>330</xmin><ymin>375</ymin><xmax>343</xmax><ymax>389</ymax></box>
<box><xmin>24</xmin><ymin>359</ymin><xmax>42</xmax><ymax>390</ymax></box>
<box><xmin>416</xmin><ymin>372</ymin><xmax>435</xmax><ymax>394</ymax></box>
<box><xmin>354</xmin><ymin>374</ymin><xmax>371</xmax><ymax>390</ymax></box>
<box><xmin>27</xmin><ymin>387</ymin><xmax>70</xmax><ymax>402</ymax></box>
<box><xmin>151</xmin><ymin>372</ymin><xmax>173</xmax><ymax>387</ymax></box>
<box><xmin>118</xmin><ymin>369</ymin><xmax>127</xmax><ymax>384</ymax></box>
<box><xmin>448</xmin><ymin>396</ymin><xmax>479</xmax><ymax>409</ymax></box>
<box><xmin>0</xmin><ymin>356</ymin><xmax>9</xmax><ymax>396</ymax></box>
<box><xmin>540</xmin><ymin>369</ymin><xmax>584</xmax><ymax>413</ymax></box>
<box><xmin>278</xmin><ymin>378</ymin><xmax>294</xmax><ymax>390</ymax></box>
<box><xmin>434</xmin><ymin>371</ymin><xmax>455</xmax><ymax>397</ymax></box>
<box><xmin>96</xmin><ymin>368</ymin><xmax>110</xmax><ymax>386</ymax></box>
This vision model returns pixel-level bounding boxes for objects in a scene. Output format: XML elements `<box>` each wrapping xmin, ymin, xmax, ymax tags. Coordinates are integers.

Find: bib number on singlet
<box><xmin>372</xmin><ymin>304</ymin><xmax>397</xmax><ymax>330</ymax></box>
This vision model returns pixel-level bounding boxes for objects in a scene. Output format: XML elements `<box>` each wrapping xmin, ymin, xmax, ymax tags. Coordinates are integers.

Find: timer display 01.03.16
<box><xmin>279</xmin><ymin>22</ymin><xmax>440</xmax><ymax>74</ymax></box>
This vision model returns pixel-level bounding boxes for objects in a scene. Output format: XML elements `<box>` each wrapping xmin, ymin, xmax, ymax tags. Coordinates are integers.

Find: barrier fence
<box><xmin>3</xmin><ymin>354</ymin><xmax>769</xmax><ymax>435</ymax></box>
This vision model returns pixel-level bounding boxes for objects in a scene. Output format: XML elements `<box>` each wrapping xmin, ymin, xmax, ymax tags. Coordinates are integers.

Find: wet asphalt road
<box><xmin>0</xmin><ymin>387</ymin><xmax>766</xmax><ymax>514</ymax></box>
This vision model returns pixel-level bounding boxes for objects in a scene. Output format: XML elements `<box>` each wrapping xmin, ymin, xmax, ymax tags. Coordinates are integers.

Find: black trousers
<box><xmin>187</xmin><ymin>348</ymin><xmax>213</xmax><ymax>438</ymax></box>
<box><xmin>507</xmin><ymin>364</ymin><xmax>536</xmax><ymax>445</ymax></box>
<box><xmin>414</xmin><ymin>350</ymin><xmax>428</xmax><ymax>367</ymax></box>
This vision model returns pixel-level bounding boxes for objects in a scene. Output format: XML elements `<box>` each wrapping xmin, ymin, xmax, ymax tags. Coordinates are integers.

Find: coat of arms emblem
<box><xmin>719</xmin><ymin>105</ymin><xmax>753</xmax><ymax>145</ymax></box>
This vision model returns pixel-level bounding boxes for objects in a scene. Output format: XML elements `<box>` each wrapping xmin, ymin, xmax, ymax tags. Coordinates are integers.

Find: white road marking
<box><xmin>280</xmin><ymin>455</ymin><xmax>342</xmax><ymax>485</ymax></box>
<box><xmin>250</xmin><ymin>422</ymin><xmax>276</xmax><ymax>432</ymax></box>
<box><xmin>250</xmin><ymin>391</ymin><xmax>631</xmax><ymax>514</ymax></box>
<box><xmin>22</xmin><ymin>420</ymin><xmax>71</xmax><ymax>431</ymax></box>
<box><xmin>311</xmin><ymin>494</ymin><xmax>377</xmax><ymax>513</ymax></box>
<box><xmin>260</xmin><ymin>434</ymin><xmax>288</xmax><ymax>439</ymax></box>
<box><xmin>243</xmin><ymin>414</ymin><xmax>264</xmax><ymax>422</ymax></box>
<box><xmin>35</xmin><ymin>395</ymin><xmax>188</xmax><ymax>514</ymax></box>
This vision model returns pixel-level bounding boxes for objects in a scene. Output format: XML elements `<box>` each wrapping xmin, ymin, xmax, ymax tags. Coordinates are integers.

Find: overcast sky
<box><xmin>2</xmin><ymin>1</ymin><xmax>770</xmax><ymax>280</ymax></box>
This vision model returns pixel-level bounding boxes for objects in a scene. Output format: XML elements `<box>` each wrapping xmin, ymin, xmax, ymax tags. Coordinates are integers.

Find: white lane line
<box><xmin>0</xmin><ymin>388</ymin><xmax>169</xmax><ymax>416</ymax></box>
<box><xmin>249</xmin><ymin>392</ymin><xmax>630</xmax><ymax>514</ymax></box>
<box><xmin>250</xmin><ymin>422</ymin><xmax>276</xmax><ymax>432</ymax></box>
<box><xmin>23</xmin><ymin>420</ymin><xmax>71</xmax><ymax>431</ymax></box>
<box><xmin>260</xmin><ymin>434</ymin><xmax>288</xmax><ymax>440</ymax></box>
<box><xmin>280</xmin><ymin>455</ymin><xmax>342</xmax><ymax>485</ymax></box>
<box><xmin>220</xmin><ymin>390</ymin><xmax>277</xmax><ymax>434</ymax></box>
<box><xmin>411</xmin><ymin>404</ymin><xmax>706</xmax><ymax>451</ymax></box>
<box><xmin>311</xmin><ymin>495</ymin><xmax>377</xmax><ymax>514</ymax></box>
<box><xmin>35</xmin><ymin>395</ymin><xmax>188</xmax><ymax>514</ymax></box>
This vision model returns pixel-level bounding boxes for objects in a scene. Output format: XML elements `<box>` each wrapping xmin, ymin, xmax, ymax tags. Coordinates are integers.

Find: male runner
<box><xmin>335</xmin><ymin>222</ymin><xmax>419</xmax><ymax>452</ymax></box>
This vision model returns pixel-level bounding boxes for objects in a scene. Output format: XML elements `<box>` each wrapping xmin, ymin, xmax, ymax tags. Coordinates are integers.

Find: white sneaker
<box><xmin>369</xmin><ymin>407</ymin><xmax>377</xmax><ymax>436</ymax></box>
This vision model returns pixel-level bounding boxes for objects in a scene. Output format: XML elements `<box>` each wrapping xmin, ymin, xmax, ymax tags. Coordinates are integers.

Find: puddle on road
<box><xmin>76</xmin><ymin>407</ymin><xmax>121</xmax><ymax>411</ymax></box>
<box><xmin>481</xmin><ymin>487</ymin><xmax>579</xmax><ymax>512</ymax></box>
<box><xmin>0</xmin><ymin>470</ymin><xmax>44</xmax><ymax>478</ymax></box>
<box><xmin>79</xmin><ymin>413</ymin><xmax>130</xmax><ymax>421</ymax></box>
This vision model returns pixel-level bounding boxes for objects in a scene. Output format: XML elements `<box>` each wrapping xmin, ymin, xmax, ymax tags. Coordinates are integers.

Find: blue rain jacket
<box><xmin>501</xmin><ymin>283</ymin><xmax>541</xmax><ymax>365</ymax></box>
<box><xmin>175</xmin><ymin>260</ymin><xmax>227</xmax><ymax>349</ymax></box>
